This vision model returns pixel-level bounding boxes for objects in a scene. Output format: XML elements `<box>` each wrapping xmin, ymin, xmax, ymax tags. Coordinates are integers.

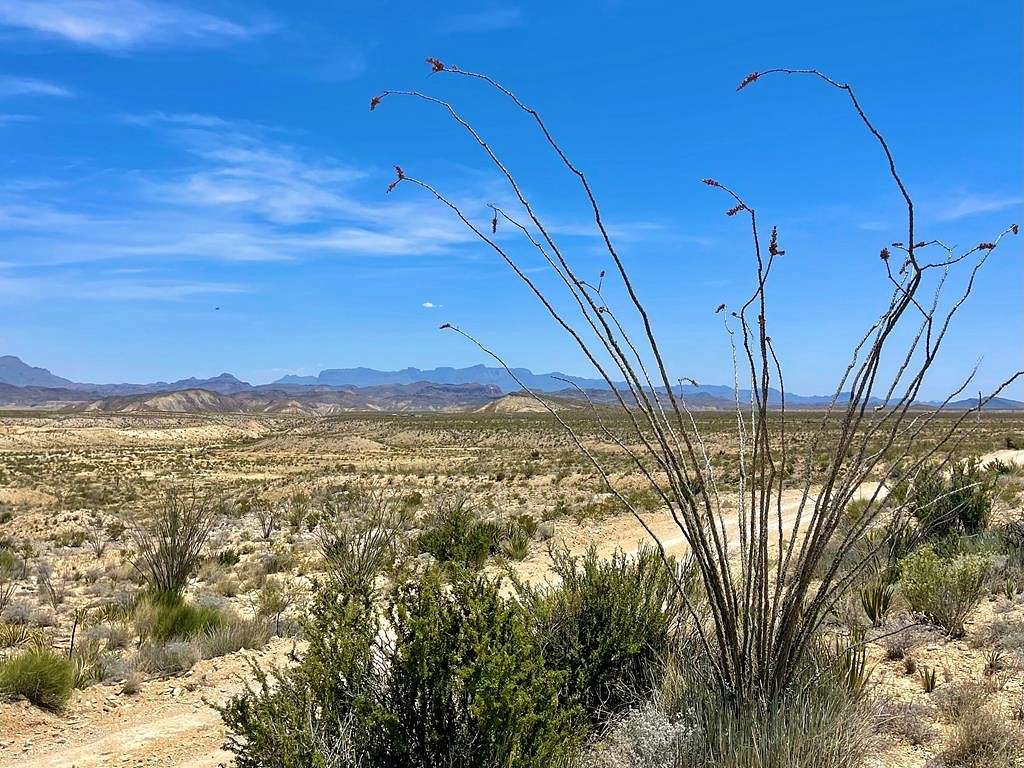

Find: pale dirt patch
<box><xmin>0</xmin><ymin>638</ymin><xmax>295</xmax><ymax>768</ymax></box>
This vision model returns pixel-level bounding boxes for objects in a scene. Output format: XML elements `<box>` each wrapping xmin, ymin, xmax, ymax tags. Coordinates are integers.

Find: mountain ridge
<box><xmin>1</xmin><ymin>356</ymin><xmax>1021</xmax><ymax>411</ymax></box>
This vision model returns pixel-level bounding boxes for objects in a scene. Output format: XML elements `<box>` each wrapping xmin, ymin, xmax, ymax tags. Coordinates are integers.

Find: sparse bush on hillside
<box><xmin>416</xmin><ymin>497</ymin><xmax>505</xmax><ymax>570</ymax></box>
<box><xmin>135</xmin><ymin>640</ymin><xmax>199</xmax><ymax>676</ymax></box>
<box><xmin>131</xmin><ymin>489</ymin><xmax>215</xmax><ymax>597</ymax></box>
<box><xmin>0</xmin><ymin>646</ymin><xmax>76</xmax><ymax>710</ymax></box>
<box><xmin>903</xmin><ymin>458</ymin><xmax>995</xmax><ymax>541</ymax></box>
<box><xmin>318</xmin><ymin>490</ymin><xmax>400</xmax><ymax>589</ymax></box>
<box><xmin>935</xmin><ymin>698</ymin><xmax>1024</xmax><ymax>768</ymax></box>
<box><xmin>196</xmin><ymin>618</ymin><xmax>269</xmax><ymax>659</ymax></box>
<box><xmin>901</xmin><ymin>547</ymin><xmax>990</xmax><ymax>636</ymax></box>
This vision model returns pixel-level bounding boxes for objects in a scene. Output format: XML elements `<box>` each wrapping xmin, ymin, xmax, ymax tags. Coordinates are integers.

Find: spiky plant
<box><xmin>374</xmin><ymin>61</ymin><xmax>1021</xmax><ymax>708</ymax></box>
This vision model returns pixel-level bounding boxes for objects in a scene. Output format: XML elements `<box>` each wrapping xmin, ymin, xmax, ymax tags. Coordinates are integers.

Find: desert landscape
<box><xmin>1</xmin><ymin>406</ymin><xmax>1023</xmax><ymax>766</ymax></box>
<box><xmin>1</xmin><ymin>2</ymin><xmax>1021</xmax><ymax>767</ymax></box>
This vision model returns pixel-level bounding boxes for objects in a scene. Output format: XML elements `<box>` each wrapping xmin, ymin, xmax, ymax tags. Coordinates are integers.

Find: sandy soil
<box><xmin>1</xmin><ymin>638</ymin><xmax>295</xmax><ymax>768</ymax></box>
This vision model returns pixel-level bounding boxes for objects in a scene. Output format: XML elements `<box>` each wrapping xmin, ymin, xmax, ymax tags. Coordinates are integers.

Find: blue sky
<box><xmin>0</xmin><ymin>0</ymin><xmax>1020</xmax><ymax>398</ymax></box>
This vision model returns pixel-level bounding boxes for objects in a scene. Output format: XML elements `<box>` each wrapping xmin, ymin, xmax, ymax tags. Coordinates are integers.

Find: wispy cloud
<box><xmin>935</xmin><ymin>192</ymin><xmax>1023</xmax><ymax>222</ymax></box>
<box><xmin>0</xmin><ymin>114</ymin><xmax>37</xmax><ymax>124</ymax></box>
<box><xmin>0</xmin><ymin>110</ymin><xmax>677</xmax><ymax>308</ymax></box>
<box><xmin>438</xmin><ymin>6</ymin><xmax>524</xmax><ymax>34</ymax></box>
<box><xmin>0</xmin><ymin>0</ymin><xmax>270</xmax><ymax>51</ymax></box>
<box><xmin>0</xmin><ymin>76</ymin><xmax>73</xmax><ymax>98</ymax></box>
<box><xmin>0</xmin><ymin>112</ymin><xmax>489</xmax><ymax>267</ymax></box>
<box><xmin>0</xmin><ymin>270</ymin><xmax>245</xmax><ymax>301</ymax></box>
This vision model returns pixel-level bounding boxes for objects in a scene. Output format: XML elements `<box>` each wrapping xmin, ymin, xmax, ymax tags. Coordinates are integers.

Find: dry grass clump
<box><xmin>875</xmin><ymin>699</ymin><xmax>939</xmax><ymax>747</ymax></box>
<box><xmin>933</xmin><ymin>701</ymin><xmax>1024</xmax><ymax>768</ymax></box>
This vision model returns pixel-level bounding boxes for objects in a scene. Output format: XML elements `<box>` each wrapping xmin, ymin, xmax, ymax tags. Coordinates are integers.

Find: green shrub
<box><xmin>859</xmin><ymin>578</ymin><xmax>894</xmax><ymax>627</ymax></box>
<box><xmin>515</xmin><ymin>544</ymin><xmax>690</xmax><ymax>725</ymax></box>
<box><xmin>416</xmin><ymin>498</ymin><xmax>505</xmax><ymax>570</ymax></box>
<box><xmin>901</xmin><ymin>546</ymin><xmax>990</xmax><ymax>636</ymax></box>
<box><xmin>135</xmin><ymin>593</ymin><xmax>226</xmax><ymax>641</ymax></box>
<box><xmin>906</xmin><ymin>458</ymin><xmax>994</xmax><ymax>539</ymax></box>
<box><xmin>221</xmin><ymin>569</ymin><xmax>583</xmax><ymax>768</ymax></box>
<box><xmin>0</xmin><ymin>647</ymin><xmax>76</xmax><ymax>710</ymax></box>
<box><xmin>215</xmin><ymin>548</ymin><xmax>240</xmax><ymax>566</ymax></box>
<box><xmin>500</xmin><ymin>526</ymin><xmax>530</xmax><ymax>560</ymax></box>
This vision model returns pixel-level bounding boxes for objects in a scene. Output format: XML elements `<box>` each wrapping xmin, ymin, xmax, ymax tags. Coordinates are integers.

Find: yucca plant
<box><xmin>500</xmin><ymin>527</ymin><xmax>530</xmax><ymax>561</ymax></box>
<box><xmin>833</xmin><ymin>631</ymin><xmax>872</xmax><ymax>694</ymax></box>
<box><xmin>859</xmin><ymin>579</ymin><xmax>895</xmax><ymax>627</ymax></box>
<box><xmin>918</xmin><ymin>665</ymin><xmax>938</xmax><ymax>693</ymax></box>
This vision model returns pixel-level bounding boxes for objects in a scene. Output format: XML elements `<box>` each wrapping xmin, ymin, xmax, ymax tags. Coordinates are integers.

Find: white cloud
<box><xmin>935</xmin><ymin>192</ymin><xmax>1023</xmax><ymax>222</ymax></box>
<box><xmin>0</xmin><ymin>113</ymin><xmax>490</xmax><ymax>267</ymax></box>
<box><xmin>0</xmin><ymin>0</ymin><xmax>269</xmax><ymax>51</ymax></box>
<box><xmin>0</xmin><ymin>110</ymin><xmax>676</xmax><ymax>291</ymax></box>
<box><xmin>0</xmin><ymin>76</ymin><xmax>73</xmax><ymax>98</ymax></box>
<box><xmin>0</xmin><ymin>270</ymin><xmax>245</xmax><ymax>301</ymax></box>
<box><xmin>422</xmin><ymin>301</ymin><xmax>437</xmax><ymax>308</ymax></box>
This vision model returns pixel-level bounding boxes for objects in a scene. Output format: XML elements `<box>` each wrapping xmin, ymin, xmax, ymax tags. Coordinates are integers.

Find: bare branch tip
<box><xmin>736</xmin><ymin>72</ymin><xmax>760</xmax><ymax>91</ymax></box>
<box><xmin>385</xmin><ymin>165</ymin><xmax>405</xmax><ymax>194</ymax></box>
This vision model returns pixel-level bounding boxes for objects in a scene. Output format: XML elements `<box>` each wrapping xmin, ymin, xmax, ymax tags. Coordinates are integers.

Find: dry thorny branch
<box><xmin>373</xmin><ymin>59</ymin><xmax>1022</xmax><ymax>708</ymax></box>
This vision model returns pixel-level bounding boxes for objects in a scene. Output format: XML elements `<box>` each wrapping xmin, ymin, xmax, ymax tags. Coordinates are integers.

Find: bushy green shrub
<box><xmin>221</xmin><ymin>569</ymin><xmax>583</xmax><ymax>768</ymax></box>
<box><xmin>906</xmin><ymin>458</ymin><xmax>994</xmax><ymax>539</ymax></box>
<box><xmin>0</xmin><ymin>646</ymin><xmax>76</xmax><ymax>710</ymax></box>
<box><xmin>416</xmin><ymin>498</ymin><xmax>505</xmax><ymax>570</ymax></box>
<box><xmin>901</xmin><ymin>546</ymin><xmax>990</xmax><ymax>636</ymax></box>
<box><xmin>134</xmin><ymin>593</ymin><xmax>225</xmax><ymax>641</ymax></box>
<box><xmin>515</xmin><ymin>544</ymin><xmax>690</xmax><ymax>725</ymax></box>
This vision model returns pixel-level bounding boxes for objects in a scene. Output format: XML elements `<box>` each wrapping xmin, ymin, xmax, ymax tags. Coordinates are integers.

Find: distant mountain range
<box><xmin>0</xmin><ymin>355</ymin><xmax>1020</xmax><ymax>413</ymax></box>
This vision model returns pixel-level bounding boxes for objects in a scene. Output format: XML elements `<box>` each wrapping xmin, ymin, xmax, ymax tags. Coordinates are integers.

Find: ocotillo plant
<box><xmin>373</xmin><ymin>61</ymin><xmax>1021</xmax><ymax>708</ymax></box>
